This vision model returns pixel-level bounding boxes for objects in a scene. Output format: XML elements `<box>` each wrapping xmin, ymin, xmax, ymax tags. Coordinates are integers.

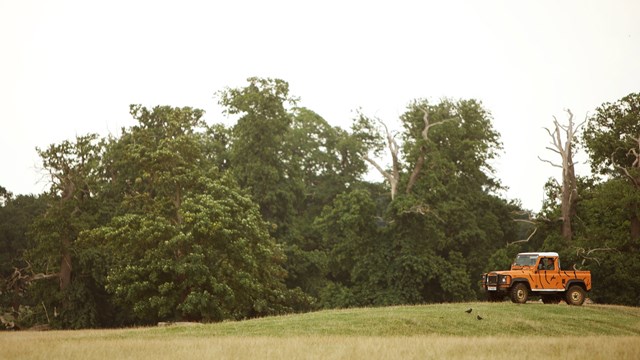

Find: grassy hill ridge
<box><xmin>143</xmin><ymin>302</ymin><xmax>640</xmax><ymax>337</ymax></box>
<box><xmin>2</xmin><ymin>303</ymin><xmax>640</xmax><ymax>359</ymax></box>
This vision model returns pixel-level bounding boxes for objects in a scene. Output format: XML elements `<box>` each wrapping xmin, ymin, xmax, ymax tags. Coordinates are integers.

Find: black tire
<box><xmin>565</xmin><ymin>285</ymin><xmax>586</xmax><ymax>306</ymax></box>
<box><xmin>541</xmin><ymin>294</ymin><xmax>561</xmax><ymax>304</ymax></box>
<box><xmin>487</xmin><ymin>292</ymin><xmax>503</xmax><ymax>302</ymax></box>
<box><xmin>510</xmin><ymin>283</ymin><xmax>529</xmax><ymax>304</ymax></box>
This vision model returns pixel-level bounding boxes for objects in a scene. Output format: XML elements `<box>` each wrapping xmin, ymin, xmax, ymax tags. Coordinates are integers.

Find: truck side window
<box><xmin>538</xmin><ymin>258</ymin><xmax>554</xmax><ymax>270</ymax></box>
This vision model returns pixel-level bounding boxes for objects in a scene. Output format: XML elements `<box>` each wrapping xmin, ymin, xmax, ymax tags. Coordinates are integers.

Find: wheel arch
<box><xmin>511</xmin><ymin>278</ymin><xmax>531</xmax><ymax>291</ymax></box>
<box><xmin>565</xmin><ymin>280</ymin><xmax>587</xmax><ymax>291</ymax></box>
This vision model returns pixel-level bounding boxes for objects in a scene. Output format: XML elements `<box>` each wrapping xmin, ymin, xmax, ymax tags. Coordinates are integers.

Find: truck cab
<box><xmin>481</xmin><ymin>252</ymin><xmax>591</xmax><ymax>305</ymax></box>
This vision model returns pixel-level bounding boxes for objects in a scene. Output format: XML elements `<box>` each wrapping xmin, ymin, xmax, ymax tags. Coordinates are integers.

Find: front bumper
<box><xmin>481</xmin><ymin>274</ymin><xmax>511</xmax><ymax>291</ymax></box>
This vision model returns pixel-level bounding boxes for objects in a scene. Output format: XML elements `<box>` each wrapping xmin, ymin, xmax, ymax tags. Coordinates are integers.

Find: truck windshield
<box><xmin>514</xmin><ymin>255</ymin><xmax>538</xmax><ymax>266</ymax></box>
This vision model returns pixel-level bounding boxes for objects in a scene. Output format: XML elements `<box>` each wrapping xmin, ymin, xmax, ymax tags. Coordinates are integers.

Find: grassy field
<box><xmin>2</xmin><ymin>302</ymin><xmax>640</xmax><ymax>359</ymax></box>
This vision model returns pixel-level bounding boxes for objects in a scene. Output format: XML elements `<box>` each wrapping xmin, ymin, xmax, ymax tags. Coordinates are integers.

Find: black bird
<box><xmin>477</xmin><ymin>315</ymin><xmax>483</xmax><ymax>320</ymax></box>
<box><xmin>465</xmin><ymin>308</ymin><xmax>472</xmax><ymax>314</ymax></box>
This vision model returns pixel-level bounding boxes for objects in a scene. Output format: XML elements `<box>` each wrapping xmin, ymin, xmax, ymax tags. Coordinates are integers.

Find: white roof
<box><xmin>517</xmin><ymin>252</ymin><xmax>559</xmax><ymax>257</ymax></box>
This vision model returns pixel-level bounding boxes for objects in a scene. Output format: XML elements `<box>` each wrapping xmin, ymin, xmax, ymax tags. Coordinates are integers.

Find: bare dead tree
<box><xmin>405</xmin><ymin>107</ymin><xmax>458</xmax><ymax>195</ymax></box>
<box><xmin>363</xmin><ymin>119</ymin><xmax>400</xmax><ymax>200</ymax></box>
<box><xmin>363</xmin><ymin>107</ymin><xmax>457</xmax><ymax>200</ymax></box>
<box><xmin>538</xmin><ymin>109</ymin><xmax>586</xmax><ymax>242</ymax></box>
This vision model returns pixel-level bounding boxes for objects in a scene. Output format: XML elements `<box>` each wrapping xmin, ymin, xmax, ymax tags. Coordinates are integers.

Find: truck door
<box><xmin>538</xmin><ymin>257</ymin><xmax>563</xmax><ymax>289</ymax></box>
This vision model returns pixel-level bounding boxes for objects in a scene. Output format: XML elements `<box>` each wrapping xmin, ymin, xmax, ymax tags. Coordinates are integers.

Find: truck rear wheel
<box><xmin>565</xmin><ymin>285</ymin><xmax>586</xmax><ymax>306</ymax></box>
<box><xmin>510</xmin><ymin>283</ymin><xmax>529</xmax><ymax>304</ymax></box>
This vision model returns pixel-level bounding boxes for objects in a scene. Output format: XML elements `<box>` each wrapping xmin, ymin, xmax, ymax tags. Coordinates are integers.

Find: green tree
<box><xmin>218</xmin><ymin>80</ymin><xmax>370</xmax><ymax>304</ymax></box>
<box><xmin>24</xmin><ymin>135</ymin><xmax>107</xmax><ymax>328</ymax></box>
<box><xmin>101</xmin><ymin>105</ymin><xmax>210</xmax><ymax>223</ymax></box>
<box><xmin>391</xmin><ymin>99</ymin><xmax>511</xmax><ymax>300</ymax></box>
<box><xmin>82</xmin><ymin>176</ymin><xmax>295</xmax><ymax>323</ymax></box>
<box><xmin>319</xmin><ymin>98</ymin><xmax>516</xmax><ymax>305</ymax></box>
<box><xmin>571</xmin><ymin>178</ymin><xmax>640</xmax><ymax>305</ymax></box>
<box><xmin>582</xmin><ymin>92</ymin><xmax>640</xmax><ymax>240</ymax></box>
<box><xmin>218</xmin><ymin>77</ymin><xmax>299</xmax><ymax>236</ymax></box>
<box><xmin>0</xmin><ymin>192</ymin><xmax>47</xmax><ymax>329</ymax></box>
<box><xmin>315</xmin><ymin>189</ymin><xmax>387</xmax><ymax>307</ymax></box>
<box><xmin>283</xmin><ymin>108</ymin><xmax>368</xmax><ymax>299</ymax></box>
<box><xmin>78</xmin><ymin>105</ymin><xmax>302</xmax><ymax>324</ymax></box>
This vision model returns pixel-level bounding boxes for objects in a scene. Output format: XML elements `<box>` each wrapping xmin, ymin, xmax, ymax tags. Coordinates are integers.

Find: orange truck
<box><xmin>481</xmin><ymin>252</ymin><xmax>591</xmax><ymax>305</ymax></box>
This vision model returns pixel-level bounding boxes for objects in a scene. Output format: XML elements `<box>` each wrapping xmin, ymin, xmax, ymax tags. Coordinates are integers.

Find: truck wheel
<box><xmin>510</xmin><ymin>283</ymin><xmax>529</xmax><ymax>304</ymax></box>
<box><xmin>565</xmin><ymin>286</ymin><xmax>586</xmax><ymax>306</ymax></box>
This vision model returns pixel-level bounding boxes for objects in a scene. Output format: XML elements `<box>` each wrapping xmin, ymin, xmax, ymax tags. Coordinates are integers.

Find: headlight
<box><xmin>500</xmin><ymin>275</ymin><xmax>510</xmax><ymax>284</ymax></box>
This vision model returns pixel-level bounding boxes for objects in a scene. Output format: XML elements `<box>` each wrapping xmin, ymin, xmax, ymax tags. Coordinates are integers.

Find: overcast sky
<box><xmin>1</xmin><ymin>0</ymin><xmax>638</xmax><ymax>211</ymax></box>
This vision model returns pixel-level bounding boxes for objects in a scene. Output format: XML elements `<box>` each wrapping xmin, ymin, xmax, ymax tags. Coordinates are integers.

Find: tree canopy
<box><xmin>1</xmin><ymin>80</ymin><xmax>638</xmax><ymax>329</ymax></box>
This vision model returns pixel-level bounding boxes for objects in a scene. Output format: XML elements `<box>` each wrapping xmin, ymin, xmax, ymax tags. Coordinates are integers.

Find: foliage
<box><xmin>218</xmin><ymin>77</ymin><xmax>299</xmax><ymax>235</ymax></box>
<box><xmin>529</xmin><ymin>92</ymin><xmax>640</xmax><ymax>305</ymax></box>
<box><xmin>315</xmin><ymin>98</ymin><xmax>517</xmax><ymax>306</ymax></box>
<box><xmin>582</xmin><ymin>92</ymin><xmax>640</xmax><ymax>176</ymax></box>
<box><xmin>82</xmin><ymin>177</ymin><xmax>295</xmax><ymax>323</ymax></box>
<box><xmin>8</xmin><ymin>81</ymin><xmax>640</xmax><ymax>329</ymax></box>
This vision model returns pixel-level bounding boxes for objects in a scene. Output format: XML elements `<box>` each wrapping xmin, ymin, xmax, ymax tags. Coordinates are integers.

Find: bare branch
<box><xmin>508</xmin><ymin>227</ymin><xmax>538</xmax><ymax>245</ymax></box>
<box><xmin>363</xmin><ymin>155</ymin><xmax>393</xmax><ymax>182</ymax></box>
<box><xmin>575</xmin><ymin>247</ymin><xmax>618</xmax><ymax>266</ymax></box>
<box><xmin>538</xmin><ymin>156</ymin><xmax>563</xmax><ymax>168</ymax></box>
<box><xmin>611</xmin><ymin>152</ymin><xmax>640</xmax><ymax>188</ymax></box>
<box><xmin>544</xmin><ymin>147</ymin><xmax>562</xmax><ymax>155</ymax></box>
<box><xmin>406</xmin><ymin>107</ymin><xmax>459</xmax><ymax>195</ymax></box>
<box><xmin>513</xmin><ymin>219</ymin><xmax>537</xmax><ymax>225</ymax></box>
<box><xmin>401</xmin><ymin>203</ymin><xmax>445</xmax><ymax>222</ymax></box>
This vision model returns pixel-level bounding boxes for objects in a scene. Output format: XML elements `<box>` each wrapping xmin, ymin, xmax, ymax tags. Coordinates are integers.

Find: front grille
<box><xmin>487</xmin><ymin>275</ymin><xmax>498</xmax><ymax>285</ymax></box>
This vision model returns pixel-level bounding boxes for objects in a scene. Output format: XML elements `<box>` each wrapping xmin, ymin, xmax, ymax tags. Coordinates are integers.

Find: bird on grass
<box><xmin>477</xmin><ymin>315</ymin><xmax>483</xmax><ymax>320</ymax></box>
<box><xmin>465</xmin><ymin>308</ymin><xmax>472</xmax><ymax>314</ymax></box>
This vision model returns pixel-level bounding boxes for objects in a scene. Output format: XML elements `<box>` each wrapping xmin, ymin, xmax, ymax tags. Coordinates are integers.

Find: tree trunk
<box><xmin>560</xmin><ymin>147</ymin><xmax>578</xmax><ymax>241</ymax></box>
<box><xmin>59</xmin><ymin>237</ymin><xmax>72</xmax><ymax>291</ymax></box>
<box><xmin>406</xmin><ymin>152</ymin><xmax>425</xmax><ymax>195</ymax></box>
<box><xmin>540</xmin><ymin>110</ymin><xmax>584</xmax><ymax>242</ymax></box>
<box><xmin>58</xmin><ymin>176</ymin><xmax>75</xmax><ymax>291</ymax></box>
<box><xmin>632</xmin><ymin>207</ymin><xmax>640</xmax><ymax>242</ymax></box>
<box><xmin>405</xmin><ymin>108</ymin><xmax>456</xmax><ymax>195</ymax></box>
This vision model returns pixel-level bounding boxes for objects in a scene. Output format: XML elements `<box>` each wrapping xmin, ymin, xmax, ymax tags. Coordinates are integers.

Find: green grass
<box><xmin>2</xmin><ymin>302</ymin><xmax>640</xmax><ymax>360</ymax></box>
<box><xmin>135</xmin><ymin>302</ymin><xmax>640</xmax><ymax>338</ymax></box>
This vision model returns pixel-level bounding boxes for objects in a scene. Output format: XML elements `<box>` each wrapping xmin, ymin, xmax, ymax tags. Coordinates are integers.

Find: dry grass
<box><xmin>2</xmin><ymin>302</ymin><xmax>639</xmax><ymax>359</ymax></box>
<box><xmin>2</xmin><ymin>332</ymin><xmax>639</xmax><ymax>360</ymax></box>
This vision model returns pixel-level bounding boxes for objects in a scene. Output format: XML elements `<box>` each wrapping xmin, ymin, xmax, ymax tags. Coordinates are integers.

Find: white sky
<box><xmin>1</xmin><ymin>0</ymin><xmax>638</xmax><ymax>211</ymax></box>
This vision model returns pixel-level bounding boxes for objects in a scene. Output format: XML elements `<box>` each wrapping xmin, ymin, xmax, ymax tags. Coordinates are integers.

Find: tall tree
<box><xmin>218</xmin><ymin>77</ymin><xmax>299</xmax><ymax>235</ymax></box>
<box><xmin>32</xmin><ymin>134</ymin><xmax>104</xmax><ymax>292</ymax></box>
<box><xmin>22</xmin><ymin>135</ymin><xmax>107</xmax><ymax>328</ymax></box>
<box><xmin>283</xmin><ymin>108</ymin><xmax>368</xmax><ymax>298</ymax></box>
<box><xmin>79</xmin><ymin>105</ymin><xmax>301</xmax><ymax>324</ymax></box>
<box><xmin>352</xmin><ymin>102</ymin><xmax>457</xmax><ymax>200</ymax></box>
<box><xmin>395</xmin><ymin>98</ymin><xmax>507</xmax><ymax>300</ymax></box>
<box><xmin>0</xmin><ymin>192</ymin><xmax>47</xmax><ymax>328</ymax></box>
<box><xmin>331</xmin><ymin>98</ymin><xmax>512</xmax><ymax>305</ymax></box>
<box><xmin>101</xmin><ymin>105</ymin><xmax>209</xmax><ymax>223</ymax></box>
<box><xmin>539</xmin><ymin>109</ymin><xmax>584</xmax><ymax>241</ymax></box>
<box><xmin>582</xmin><ymin>93</ymin><xmax>640</xmax><ymax>240</ymax></box>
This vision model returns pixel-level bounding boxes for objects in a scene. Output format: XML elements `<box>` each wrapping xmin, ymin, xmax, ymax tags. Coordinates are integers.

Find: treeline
<box><xmin>0</xmin><ymin>78</ymin><xmax>638</xmax><ymax>329</ymax></box>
